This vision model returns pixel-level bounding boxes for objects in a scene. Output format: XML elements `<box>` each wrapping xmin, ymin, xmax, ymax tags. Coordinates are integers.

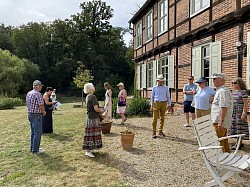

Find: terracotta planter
<box><xmin>100</xmin><ymin>122</ymin><xmax>112</xmax><ymax>134</ymax></box>
<box><xmin>120</xmin><ymin>133</ymin><xmax>135</xmax><ymax>150</ymax></box>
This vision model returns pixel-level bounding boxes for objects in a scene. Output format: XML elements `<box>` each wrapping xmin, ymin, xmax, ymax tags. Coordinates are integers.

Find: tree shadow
<box><xmin>37</xmin><ymin>153</ymin><xmax>77</xmax><ymax>172</ymax></box>
<box><xmin>125</xmin><ymin>147</ymin><xmax>146</xmax><ymax>155</ymax></box>
<box><xmin>160</xmin><ymin>135</ymin><xmax>198</xmax><ymax>146</ymax></box>
<box><xmin>124</xmin><ymin>123</ymin><xmax>152</xmax><ymax>132</ymax></box>
<box><xmin>93</xmin><ymin>152</ymin><xmax>148</xmax><ymax>182</ymax></box>
<box><xmin>43</xmin><ymin>133</ymin><xmax>74</xmax><ymax>142</ymax></box>
<box><xmin>102</xmin><ymin>132</ymin><xmax>119</xmax><ymax>137</ymax></box>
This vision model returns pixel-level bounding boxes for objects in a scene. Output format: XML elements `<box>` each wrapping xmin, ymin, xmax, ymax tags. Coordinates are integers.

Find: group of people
<box><xmin>183</xmin><ymin>74</ymin><xmax>249</xmax><ymax>152</ymax></box>
<box><xmin>83</xmin><ymin>82</ymin><xmax>127</xmax><ymax>157</ymax></box>
<box><xmin>26</xmin><ymin>80</ymin><xmax>57</xmax><ymax>154</ymax></box>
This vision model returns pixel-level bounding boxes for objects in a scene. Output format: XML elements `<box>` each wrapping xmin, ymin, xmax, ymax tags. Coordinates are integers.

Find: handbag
<box><xmin>118</xmin><ymin>98</ymin><xmax>126</xmax><ymax>106</ymax></box>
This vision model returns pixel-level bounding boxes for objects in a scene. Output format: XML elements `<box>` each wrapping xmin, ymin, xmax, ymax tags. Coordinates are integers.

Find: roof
<box><xmin>128</xmin><ymin>0</ymin><xmax>152</xmax><ymax>24</ymax></box>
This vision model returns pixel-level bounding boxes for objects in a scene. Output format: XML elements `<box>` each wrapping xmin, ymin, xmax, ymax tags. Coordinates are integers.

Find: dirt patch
<box><xmin>102</xmin><ymin>114</ymin><xmax>250</xmax><ymax>187</ymax></box>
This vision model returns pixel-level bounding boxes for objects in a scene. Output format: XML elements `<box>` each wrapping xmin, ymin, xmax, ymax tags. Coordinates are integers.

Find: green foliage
<box><xmin>112</xmin><ymin>97</ymin><xmax>118</xmax><ymax>118</ymax></box>
<box><xmin>126</xmin><ymin>97</ymin><xmax>151</xmax><ymax>116</ymax></box>
<box><xmin>0</xmin><ymin>49</ymin><xmax>39</xmax><ymax>97</ymax></box>
<box><xmin>121</xmin><ymin>127</ymin><xmax>133</xmax><ymax>134</ymax></box>
<box><xmin>0</xmin><ymin>23</ymin><xmax>13</xmax><ymax>52</ymax></box>
<box><xmin>0</xmin><ymin>96</ymin><xmax>22</xmax><ymax>110</ymax></box>
<box><xmin>73</xmin><ymin>67</ymin><xmax>94</xmax><ymax>90</ymax></box>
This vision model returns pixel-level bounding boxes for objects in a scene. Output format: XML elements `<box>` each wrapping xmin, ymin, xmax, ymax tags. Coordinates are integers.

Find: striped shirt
<box><xmin>26</xmin><ymin>89</ymin><xmax>44</xmax><ymax>113</ymax></box>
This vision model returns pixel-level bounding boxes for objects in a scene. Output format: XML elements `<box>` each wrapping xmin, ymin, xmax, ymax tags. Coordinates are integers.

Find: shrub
<box><xmin>0</xmin><ymin>97</ymin><xmax>23</xmax><ymax>110</ymax></box>
<box><xmin>126</xmin><ymin>97</ymin><xmax>151</xmax><ymax>116</ymax></box>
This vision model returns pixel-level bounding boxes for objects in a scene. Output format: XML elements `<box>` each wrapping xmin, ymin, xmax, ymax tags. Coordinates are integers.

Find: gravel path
<box><xmin>102</xmin><ymin>114</ymin><xmax>250</xmax><ymax>187</ymax></box>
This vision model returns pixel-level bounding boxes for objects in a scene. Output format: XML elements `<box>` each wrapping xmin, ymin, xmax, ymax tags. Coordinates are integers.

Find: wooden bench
<box><xmin>192</xmin><ymin>115</ymin><xmax>250</xmax><ymax>187</ymax></box>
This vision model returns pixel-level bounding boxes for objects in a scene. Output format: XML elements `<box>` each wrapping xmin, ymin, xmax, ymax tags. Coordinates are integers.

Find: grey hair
<box><xmin>84</xmin><ymin>83</ymin><xmax>95</xmax><ymax>94</ymax></box>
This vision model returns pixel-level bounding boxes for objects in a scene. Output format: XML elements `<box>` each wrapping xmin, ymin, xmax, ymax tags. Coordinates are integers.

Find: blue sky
<box><xmin>0</xmin><ymin>0</ymin><xmax>146</xmax><ymax>45</ymax></box>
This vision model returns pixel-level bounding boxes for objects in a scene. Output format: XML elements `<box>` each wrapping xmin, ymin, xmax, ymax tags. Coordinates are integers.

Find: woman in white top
<box><xmin>103</xmin><ymin>82</ymin><xmax>112</xmax><ymax>121</ymax></box>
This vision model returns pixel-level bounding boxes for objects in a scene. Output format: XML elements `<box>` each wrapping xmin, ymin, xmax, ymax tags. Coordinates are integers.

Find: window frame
<box><xmin>145</xmin><ymin>10</ymin><xmax>153</xmax><ymax>43</ymax></box>
<box><xmin>190</xmin><ymin>0</ymin><xmax>210</xmax><ymax>18</ymax></box>
<box><xmin>136</xmin><ymin>20</ymin><xmax>142</xmax><ymax>49</ymax></box>
<box><xmin>158</xmin><ymin>0</ymin><xmax>168</xmax><ymax>35</ymax></box>
<box><xmin>158</xmin><ymin>57</ymin><xmax>169</xmax><ymax>86</ymax></box>
<box><xmin>147</xmin><ymin>61</ymin><xmax>154</xmax><ymax>88</ymax></box>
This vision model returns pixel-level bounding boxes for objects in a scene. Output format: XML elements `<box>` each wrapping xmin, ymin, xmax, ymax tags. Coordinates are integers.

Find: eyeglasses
<box><xmin>231</xmin><ymin>82</ymin><xmax>238</xmax><ymax>85</ymax></box>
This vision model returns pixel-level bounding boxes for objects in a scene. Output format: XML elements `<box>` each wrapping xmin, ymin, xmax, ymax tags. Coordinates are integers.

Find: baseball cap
<box><xmin>33</xmin><ymin>80</ymin><xmax>43</xmax><ymax>86</ymax></box>
<box><xmin>207</xmin><ymin>73</ymin><xmax>226</xmax><ymax>80</ymax></box>
<box><xmin>195</xmin><ymin>77</ymin><xmax>207</xmax><ymax>83</ymax></box>
<box><xmin>117</xmin><ymin>82</ymin><xmax>124</xmax><ymax>87</ymax></box>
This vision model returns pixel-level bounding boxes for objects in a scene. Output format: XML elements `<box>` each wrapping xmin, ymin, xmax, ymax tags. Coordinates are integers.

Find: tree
<box><xmin>73</xmin><ymin>65</ymin><xmax>94</xmax><ymax>107</ymax></box>
<box><xmin>0</xmin><ymin>23</ymin><xmax>13</xmax><ymax>52</ymax></box>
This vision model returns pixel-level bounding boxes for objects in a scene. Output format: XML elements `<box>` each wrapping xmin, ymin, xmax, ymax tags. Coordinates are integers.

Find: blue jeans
<box><xmin>28</xmin><ymin>113</ymin><xmax>42</xmax><ymax>153</ymax></box>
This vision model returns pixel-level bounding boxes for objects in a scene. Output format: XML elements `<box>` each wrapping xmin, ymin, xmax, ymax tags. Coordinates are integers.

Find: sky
<box><xmin>0</xmin><ymin>0</ymin><xmax>147</xmax><ymax>45</ymax></box>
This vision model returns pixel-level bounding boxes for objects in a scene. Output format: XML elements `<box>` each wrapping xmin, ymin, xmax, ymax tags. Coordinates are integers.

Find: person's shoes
<box><xmin>32</xmin><ymin>148</ymin><xmax>45</xmax><ymax>154</ymax></box>
<box><xmin>85</xmin><ymin>151</ymin><xmax>95</xmax><ymax>158</ymax></box>
<box><xmin>152</xmin><ymin>132</ymin><xmax>157</xmax><ymax>139</ymax></box>
<box><xmin>158</xmin><ymin>131</ymin><xmax>166</xmax><ymax>137</ymax></box>
<box><xmin>184</xmin><ymin>124</ymin><xmax>191</xmax><ymax>127</ymax></box>
<box><xmin>231</xmin><ymin>144</ymin><xmax>244</xmax><ymax>150</ymax></box>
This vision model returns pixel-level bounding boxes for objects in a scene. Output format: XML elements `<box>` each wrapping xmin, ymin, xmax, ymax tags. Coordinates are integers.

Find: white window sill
<box><xmin>190</xmin><ymin>5</ymin><xmax>210</xmax><ymax>18</ymax></box>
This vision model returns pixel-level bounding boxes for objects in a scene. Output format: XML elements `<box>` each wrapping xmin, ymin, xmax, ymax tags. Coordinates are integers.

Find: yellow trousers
<box><xmin>214</xmin><ymin>123</ymin><xmax>230</xmax><ymax>153</ymax></box>
<box><xmin>195</xmin><ymin>108</ymin><xmax>211</xmax><ymax>118</ymax></box>
<box><xmin>152</xmin><ymin>101</ymin><xmax>167</xmax><ymax>132</ymax></box>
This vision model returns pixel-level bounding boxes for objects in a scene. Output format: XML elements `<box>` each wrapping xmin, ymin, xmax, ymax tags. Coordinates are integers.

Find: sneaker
<box><xmin>158</xmin><ymin>131</ymin><xmax>166</xmax><ymax>137</ymax></box>
<box><xmin>184</xmin><ymin>124</ymin><xmax>191</xmax><ymax>127</ymax></box>
<box><xmin>85</xmin><ymin>151</ymin><xmax>95</xmax><ymax>158</ymax></box>
<box><xmin>33</xmin><ymin>148</ymin><xmax>45</xmax><ymax>154</ymax></box>
<box><xmin>152</xmin><ymin>132</ymin><xmax>157</xmax><ymax>139</ymax></box>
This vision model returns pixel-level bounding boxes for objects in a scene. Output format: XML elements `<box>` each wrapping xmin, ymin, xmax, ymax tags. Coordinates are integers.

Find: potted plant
<box><xmin>100</xmin><ymin>118</ymin><xmax>112</xmax><ymax>134</ymax></box>
<box><xmin>120</xmin><ymin>128</ymin><xmax>135</xmax><ymax>150</ymax></box>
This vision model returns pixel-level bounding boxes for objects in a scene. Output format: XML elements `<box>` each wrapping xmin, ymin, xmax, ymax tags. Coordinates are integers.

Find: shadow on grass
<box><xmin>37</xmin><ymin>153</ymin><xmax>77</xmax><ymax>172</ymax></box>
<box><xmin>43</xmin><ymin>133</ymin><xmax>74</xmax><ymax>142</ymax></box>
<box><xmin>125</xmin><ymin>147</ymin><xmax>146</xmax><ymax>155</ymax></box>
<box><xmin>93</xmin><ymin>152</ymin><xmax>148</xmax><ymax>182</ymax></box>
<box><xmin>102</xmin><ymin>132</ymin><xmax>120</xmax><ymax>137</ymax></box>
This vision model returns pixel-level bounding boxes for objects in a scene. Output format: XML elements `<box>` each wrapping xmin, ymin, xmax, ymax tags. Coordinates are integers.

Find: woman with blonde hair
<box><xmin>116</xmin><ymin>82</ymin><xmax>127</xmax><ymax>124</ymax></box>
<box><xmin>82</xmin><ymin>83</ymin><xmax>102</xmax><ymax>158</ymax></box>
<box><xmin>229</xmin><ymin>77</ymin><xmax>249</xmax><ymax>150</ymax></box>
<box><xmin>103</xmin><ymin>82</ymin><xmax>112</xmax><ymax>121</ymax></box>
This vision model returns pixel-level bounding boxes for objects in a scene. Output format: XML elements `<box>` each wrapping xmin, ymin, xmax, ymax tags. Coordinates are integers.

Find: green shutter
<box><xmin>192</xmin><ymin>46</ymin><xmax>202</xmax><ymax>81</ymax></box>
<box><xmin>210</xmin><ymin>41</ymin><xmax>221</xmax><ymax>86</ymax></box>
<box><xmin>247</xmin><ymin>32</ymin><xmax>250</xmax><ymax>89</ymax></box>
<box><xmin>142</xmin><ymin>64</ymin><xmax>147</xmax><ymax>88</ymax></box>
<box><xmin>137</xmin><ymin>65</ymin><xmax>141</xmax><ymax>89</ymax></box>
<box><xmin>152</xmin><ymin>60</ymin><xmax>157</xmax><ymax>87</ymax></box>
<box><xmin>168</xmin><ymin>55</ymin><xmax>174</xmax><ymax>88</ymax></box>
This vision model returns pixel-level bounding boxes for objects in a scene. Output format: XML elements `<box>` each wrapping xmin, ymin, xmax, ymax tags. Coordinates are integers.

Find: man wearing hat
<box><xmin>151</xmin><ymin>74</ymin><xmax>172</xmax><ymax>138</ymax></box>
<box><xmin>194</xmin><ymin>77</ymin><xmax>216</xmax><ymax>118</ymax></box>
<box><xmin>183</xmin><ymin>75</ymin><xmax>197</xmax><ymax>127</ymax></box>
<box><xmin>210</xmin><ymin>73</ymin><xmax>233</xmax><ymax>153</ymax></box>
<box><xmin>26</xmin><ymin>80</ymin><xmax>46</xmax><ymax>154</ymax></box>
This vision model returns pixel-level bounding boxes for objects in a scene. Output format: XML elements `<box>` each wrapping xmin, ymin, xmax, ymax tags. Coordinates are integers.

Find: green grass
<box><xmin>0</xmin><ymin>101</ymin><xmax>126</xmax><ymax>187</ymax></box>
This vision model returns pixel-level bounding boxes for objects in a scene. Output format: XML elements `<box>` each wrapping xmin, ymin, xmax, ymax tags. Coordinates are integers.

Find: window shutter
<box><xmin>137</xmin><ymin>65</ymin><xmax>141</xmax><ymax>89</ymax></box>
<box><xmin>192</xmin><ymin>46</ymin><xmax>202</xmax><ymax>81</ymax></box>
<box><xmin>142</xmin><ymin>64</ymin><xmax>147</xmax><ymax>88</ymax></box>
<box><xmin>152</xmin><ymin>60</ymin><xmax>157</xmax><ymax>86</ymax></box>
<box><xmin>210</xmin><ymin>41</ymin><xmax>221</xmax><ymax>86</ymax></box>
<box><xmin>247</xmin><ymin>32</ymin><xmax>250</xmax><ymax>89</ymax></box>
<box><xmin>168</xmin><ymin>55</ymin><xmax>174</xmax><ymax>88</ymax></box>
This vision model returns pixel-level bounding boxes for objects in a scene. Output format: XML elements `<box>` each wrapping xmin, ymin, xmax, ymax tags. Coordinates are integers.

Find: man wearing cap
<box><xmin>183</xmin><ymin>76</ymin><xmax>197</xmax><ymax>127</ymax></box>
<box><xmin>210</xmin><ymin>73</ymin><xmax>233</xmax><ymax>153</ymax></box>
<box><xmin>194</xmin><ymin>77</ymin><xmax>216</xmax><ymax>118</ymax></box>
<box><xmin>151</xmin><ymin>74</ymin><xmax>172</xmax><ymax>138</ymax></box>
<box><xmin>26</xmin><ymin>80</ymin><xmax>46</xmax><ymax>154</ymax></box>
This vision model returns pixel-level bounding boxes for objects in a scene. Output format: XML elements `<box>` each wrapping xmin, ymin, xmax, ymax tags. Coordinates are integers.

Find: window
<box><xmin>158</xmin><ymin>57</ymin><xmax>168</xmax><ymax>86</ymax></box>
<box><xmin>148</xmin><ymin>62</ymin><xmax>154</xmax><ymax>88</ymax></box>
<box><xmin>136</xmin><ymin>21</ymin><xmax>142</xmax><ymax>48</ymax></box>
<box><xmin>192</xmin><ymin>41</ymin><xmax>221</xmax><ymax>86</ymax></box>
<box><xmin>158</xmin><ymin>0</ymin><xmax>168</xmax><ymax>34</ymax></box>
<box><xmin>145</xmin><ymin>10</ymin><xmax>153</xmax><ymax>42</ymax></box>
<box><xmin>137</xmin><ymin>65</ymin><xmax>142</xmax><ymax>89</ymax></box>
<box><xmin>190</xmin><ymin>0</ymin><xmax>210</xmax><ymax>17</ymax></box>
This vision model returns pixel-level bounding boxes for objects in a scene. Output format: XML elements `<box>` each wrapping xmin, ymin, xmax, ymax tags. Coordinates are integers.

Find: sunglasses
<box><xmin>231</xmin><ymin>82</ymin><xmax>238</xmax><ymax>85</ymax></box>
<box><xmin>188</xmin><ymin>79</ymin><xmax>193</xmax><ymax>80</ymax></box>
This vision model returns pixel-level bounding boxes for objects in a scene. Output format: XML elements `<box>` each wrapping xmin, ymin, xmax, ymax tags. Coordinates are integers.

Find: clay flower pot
<box><xmin>120</xmin><ymin>129</ymin><xmax>135</xmax><ymax>150</ymax></box>
<box><xmin>100</xmin><ymin>120</ymin><xmax>112</xmax><ymax>134</ymax></box>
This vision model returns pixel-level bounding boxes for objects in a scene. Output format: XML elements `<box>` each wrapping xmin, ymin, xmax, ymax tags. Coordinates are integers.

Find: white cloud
<box><xmin>0</xmin><ymin>0</ymin><xmax>146</xmax><ymax>44</ymax></box>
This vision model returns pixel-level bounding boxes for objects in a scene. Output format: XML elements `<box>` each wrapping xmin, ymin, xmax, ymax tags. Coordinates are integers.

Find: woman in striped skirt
<box><xmin>83</xmin><ymin>83</ymin><xmax>103</xmax><ymax>158</ymax></box>
<box><xmin>229</xmin><ymin>78</ymin><xmax>249</xmax><ymax>150</ymax></box>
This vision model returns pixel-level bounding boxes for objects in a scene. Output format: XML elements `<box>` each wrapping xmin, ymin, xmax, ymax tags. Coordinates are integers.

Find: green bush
<box><xmin>126</xmin><ymin>97</ymin><xmax>151</xmax><ymax>116</ymax></box>
<box><xmin>0</xmin><ymin>97</ymin><xmax>23</xmax><ymax>110</ymax></box>
<box><xmin>112</xmin><ymin>97</ymin><xmax>118</xmax><ymax>118</ymax></box>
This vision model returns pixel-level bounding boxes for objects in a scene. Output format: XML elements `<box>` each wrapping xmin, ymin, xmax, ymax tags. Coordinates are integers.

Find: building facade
<box><xmin>129</xmin><ymin>0</ymin><xmax>250</xmax><ymax>105</ymax></box>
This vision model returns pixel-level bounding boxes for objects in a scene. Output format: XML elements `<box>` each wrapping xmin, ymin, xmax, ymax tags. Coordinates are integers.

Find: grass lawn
<box><xmin>0</xmin><ymin>100</ymin><xmax>126</xmax><ymax>187</ymax></box>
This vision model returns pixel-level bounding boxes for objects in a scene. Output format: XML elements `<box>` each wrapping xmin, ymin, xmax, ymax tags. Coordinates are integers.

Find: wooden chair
<box><xmin>192</xmin><ymin>115</ymin><xmax>250</xmax><ymax>187</ymax></box>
